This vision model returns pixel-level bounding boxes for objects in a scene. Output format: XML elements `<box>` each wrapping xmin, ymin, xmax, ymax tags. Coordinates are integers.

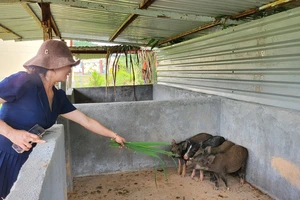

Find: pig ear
<box><xmin>207</xmin><ymin>155</ymin><xmax>215</xmax><ymax>164</ymax></box>
<box><xmin>171</xmin><ymin>139</ymin><xmax>176</xmax><ymax>146</ymax></box>
<box><xmin>205</xmin><ymin>146</ymin><xmax>211</xmax><ymax>154</ymax></box>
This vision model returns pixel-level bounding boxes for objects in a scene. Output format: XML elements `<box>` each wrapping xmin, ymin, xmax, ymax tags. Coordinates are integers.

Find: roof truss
<box><xmin>1</xmin><ymin>0</ymin><xmax>298</xmax><ymax>46</ymax></box>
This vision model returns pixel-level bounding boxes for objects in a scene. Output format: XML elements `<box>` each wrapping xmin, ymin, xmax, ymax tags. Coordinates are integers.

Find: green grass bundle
<box><xmin>110</xmin><ymin>140</ymin><xmax>177</xmax><ymax>186</ymax></box>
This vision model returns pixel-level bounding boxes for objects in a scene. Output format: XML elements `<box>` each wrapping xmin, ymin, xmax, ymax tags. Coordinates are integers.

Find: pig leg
<box><xmin>213</xmin><ymin>173</ymin><xmax>220</xmax><ymax>190</ymax></box>
<box><xmin>239</xmin><ymin>172</ymin><xmax>245</xmax><ymax>185</ymax></box>
<box><xmin>210</xmin><ymin>172</ymin><xmax>217</xmax><ymax>182</ymax></box>
<box><xmin>238</xmin><ymin>162</ymin><xmax>246</xmax><ymax>185</ymax></box>
<box><xmin>190</xmin><ymin>169</ymin><xmax>196</xmax><ymax>179</ymax></box>
<box><xmin>199</xmin><ymin>170</ymin><xmax>204</xmax><ymax>181</ymax></box>
<box><xmin>220</xmin><ymin>172</ymin><xmax>229</xmax><ymax>191</ymax></box>
<box><xmin>181</xmin><ymin>161</ymin><xmax>187</xmax><ymax>177</ymax></box>
<box><xmin>177</xmin><ymin>158</ymin><xmax>182</xmax><ymax>175</ymax></box>
<box><xmin>190</xmin><ymin>169</ymin><xmax>203</xmax><ymax>182</ymax></box>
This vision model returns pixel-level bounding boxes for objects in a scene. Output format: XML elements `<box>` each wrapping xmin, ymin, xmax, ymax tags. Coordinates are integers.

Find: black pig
<box><xmin>205</xmin><ymin>140</ymin><xmax>235</xmax><ymax>155</ymax></box>
<box><xmin>201</xmin><ymin>136</ymin><xmax>226</xmax><ymax>149</ymax></box>
<box><xmin>171</xmin><ymin>132</ymin><xmax>212</xmax><ymax>177</ymax></box>
<box><xmin>190</xmin><ymin>144</ymin><xmax>248</xmax><ymax>190</ymax></box>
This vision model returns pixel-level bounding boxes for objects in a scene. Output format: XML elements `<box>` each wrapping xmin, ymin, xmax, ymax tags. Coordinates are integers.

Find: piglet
<box><xmin>171</xmin><ymin>132</ymin><xmax>212</xmax><ymax>177</ymax></box>
<box><xmin>205</xmin><ymin>140</ymin><xmax>235</xmax><ymax>155</ymax></box>
<box><xmin>184</xmin><ymin>136</ymin><xmax>226</xmax><ymax>180</ymax></box>
<box><xmin>190</xmin><ymin>144</ymin><xmax>248</xmax><ymax>190</ymax></box>
<box><xmin>201</xmin><ymin>136</ymin><xmax>226</xmax><ymax>149</ymax></box>
<box><xmin>184</xmin><ymin>136</ymin><xmax>226</xmax><ymax>160</ymax></box>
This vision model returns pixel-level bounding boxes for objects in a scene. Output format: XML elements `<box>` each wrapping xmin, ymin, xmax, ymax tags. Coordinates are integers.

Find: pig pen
<box><xmin>64</xmin><ymin>85</ymin><xmax>281</xmax><ymax>200</ymax></box>
<box><xmin>6</xmin><ymin>85</ymin><xmax>298</xmax><ymax>199</ymax></box>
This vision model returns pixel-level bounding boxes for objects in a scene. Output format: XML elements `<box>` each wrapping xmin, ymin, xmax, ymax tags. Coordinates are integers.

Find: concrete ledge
<box><xmin>6</xmin><ymin>124</ymin><xmax>66</xmax><ymax>200</ymax></box>
<box><xmin>73</xmin><ymin>85</ymin><xmax>153</xmax><ymax>103</ymax></box>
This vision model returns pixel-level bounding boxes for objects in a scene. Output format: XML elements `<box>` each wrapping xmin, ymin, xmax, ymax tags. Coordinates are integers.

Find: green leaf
<box><xmin>110</xmin><ymin>140</ymin><xmax>176</xmax><ymax>185</ymax></box>
<box><xmin>124</xmin><ymin>141</ymin><xmax>171</xmax><ymax>146</ymax></box>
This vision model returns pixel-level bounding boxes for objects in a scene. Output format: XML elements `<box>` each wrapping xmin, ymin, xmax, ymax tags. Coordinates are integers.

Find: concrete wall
<box><xmin>220</xmin><ymin>99</ymin><xmax>300</xmax><ymax>200</ymax></box>
<box><xmin>6</xmin><ymin>125</ymin><xmax>67</xmax><ymax>200</ymax></box>
<box><xmin>153</xmin><ymin>84</ymin><xmax>300</xmax><ymax>200</ymax></box>
<box><xmin>69</xmin><ymin>98</ymin><xmax>220</xmax><ymax>177</ymax></box>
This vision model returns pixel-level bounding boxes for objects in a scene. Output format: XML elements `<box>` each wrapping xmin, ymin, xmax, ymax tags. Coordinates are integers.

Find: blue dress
<box><xmin>0</xmin><ymin>71</ymin><xmax>76</xmax><ymax>198</ymax></box>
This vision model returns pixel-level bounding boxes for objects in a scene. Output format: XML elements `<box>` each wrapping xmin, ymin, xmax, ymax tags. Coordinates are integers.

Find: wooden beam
<box><xmin>50</xmin><ymin>15</ymin><xmax>61</xmax><ymax>38</ymax></box>
<box><xmin>110</xmin><ymin>0</ymin><xmax>157</xmax><ymax>42</ymax></box>
<box><xmin>159</xmin><ymin>20</ymin><xmax>221</xmax><ymax>45</ymax></box>
<box><xmin>232</xmin><ymin>0</ymin><xmax>297</xmax><ymax>19</ymax></box>
<box><xmin>139</xmin><ymin>0</ymin><xmax>157</xmax><ymax>10</ymax></box>
<box><xmin>36</xmin><ymin>3</ymin><xmax>60</xmax><ymax>38</ymax></box>
<box><xmin>22</xmin><ymin>3</ymin><xmax>60</xmax><ymax>38</ymax></box>
<box><xmin>21</xmin><ymin>3</ymin><xmax>42</xmax><ymax>29</ymax></box>
<box><xmin>69</xmin><ymin>46</ymin><xmax>146</xmax><ymax>54</ymax></box>
<box><xmin>159</xmin><ymin>0</ymin><xmax>297</xmax><ymax>45</ymax></box>
<box><xmin>69</xmin><ymin>47</ymin><xmax>107</xmax><ymax>54</ymax></box>
<box><xmin>0</xmin><ymin>23</ymin><xmax>22</xmax><ymax>39</ymax></box>
<box><xmin>259</xmin><ymin>0</ymin><xmax>296</xmax><ymax>10</ymax></box>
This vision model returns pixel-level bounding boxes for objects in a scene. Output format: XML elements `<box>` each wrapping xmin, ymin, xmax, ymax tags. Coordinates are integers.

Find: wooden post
<box><xmin>40</xmin><ymin>3</ymin><xmax>52</xmax><ymax>40</ymax></box>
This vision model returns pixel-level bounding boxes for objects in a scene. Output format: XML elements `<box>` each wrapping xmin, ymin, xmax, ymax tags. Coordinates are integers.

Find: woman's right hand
<box><xmin>8</xmin><ymin>129</ymin><xmax>46</xmax><ymax>152</ymax></box>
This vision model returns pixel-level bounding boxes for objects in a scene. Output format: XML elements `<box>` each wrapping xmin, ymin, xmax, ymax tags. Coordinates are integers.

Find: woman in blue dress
<box><xmin>0</xmin><ymin>40</ymin><xmax>126</xmax><ymax>198</ymax></box>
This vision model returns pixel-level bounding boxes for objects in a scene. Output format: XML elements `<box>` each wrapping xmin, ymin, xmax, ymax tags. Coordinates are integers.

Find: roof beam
<box><xmin>37</xmin><ymin>3</ymin><xmax>61</xmax><ymax>38</ymax></box>
<box><xmin>159</xmin><ymin>0</ymin><xmax>297</xmax><ymax>45</ymax></box>
<box><xmin>69</xmin><ymin>46</ymin><xmax>107</xmax><ymax>54</ymax></box>
<box><xmin>21</xmin><ymin>3</ymin><xmax>61</xmax><ymax>38</ymax></box>
<box><xmin>109</xmin><ymin>0</ymin><xmax>157</xmax><ymax>42</ymax></box>
<box><xmin>50</xmin><ymin>15</ymin><xmax>61</xmax><ymax>38</ymax></box>
<box><xmin>21</xmin><ymin>3</ymin><xmax>42</xmax><ymax>29</ymax></box>
<box><xmin>0</xmin><ymin>23</ymin><xmax>22</xmax><ymax>39</ymax></box>
<box><xmin>3</xmin><ymin>0</ymin><xmax>240</xmax><ymax>24</ymax></box>
<box><xmin>159</xmin><ymin>20</ymin><xmax>222</xmax><ymax>45</ymax></box>
<box><xmin>231</xmin><ymin>0</ymin><xmax>297</xmax><ymax>19</ymax></box>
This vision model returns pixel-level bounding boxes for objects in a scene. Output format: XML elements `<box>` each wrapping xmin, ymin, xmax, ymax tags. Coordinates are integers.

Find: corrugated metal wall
<box><xmin>156</xmin><ymin>7</ymin><xmax>300</xmax><ymax>111</ymax></box>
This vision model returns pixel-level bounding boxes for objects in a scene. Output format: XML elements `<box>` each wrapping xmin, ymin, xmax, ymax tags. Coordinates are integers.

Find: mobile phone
<box><xmin>12</xmin><ymin>124</ymin><xmax>46</xmax><ymax>154</ymax></box>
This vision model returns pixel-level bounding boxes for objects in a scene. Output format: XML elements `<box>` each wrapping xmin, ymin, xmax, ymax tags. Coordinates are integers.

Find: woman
<box><xmin>0</xmin><ymin>40</ymin><xmax>126</xmax><ymax>198</ymax></box>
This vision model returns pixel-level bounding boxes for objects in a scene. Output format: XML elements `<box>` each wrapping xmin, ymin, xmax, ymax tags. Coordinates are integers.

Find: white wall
<box><xmin>0</xmin><ymin>40</ymin><xmax>43</xmax><ymax>80</ymax></box>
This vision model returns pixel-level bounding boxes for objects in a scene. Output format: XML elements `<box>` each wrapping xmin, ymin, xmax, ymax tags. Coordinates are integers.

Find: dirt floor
<box><xmin>68</xmin><ymin>167</ymin><xmax>273</xmax><ymax>200</ymax></box>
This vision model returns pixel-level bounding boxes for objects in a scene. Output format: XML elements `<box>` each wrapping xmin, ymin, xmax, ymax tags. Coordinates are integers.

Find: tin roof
<box><xmin>1</xmin><ymin>0</ymin><xmax>300</xmax><ymax>47</ymax></box>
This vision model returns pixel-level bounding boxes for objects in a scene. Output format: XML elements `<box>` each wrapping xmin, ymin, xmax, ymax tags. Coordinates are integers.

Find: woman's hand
<box><xmin>8</xmin><ymin>129</ymin><xmax>46</xmax><ymax>152</ymax></box>
<box><xmin>113</xmin><ymin>134</ymin><xmax>126</xmax><ymax>147</ymax></box>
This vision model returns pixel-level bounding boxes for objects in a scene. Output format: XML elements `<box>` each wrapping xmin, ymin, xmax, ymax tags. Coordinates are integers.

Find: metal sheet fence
<box><xmin>156</xmin><ymin>7</ymin><xmax>300</xmax><ymax>111</ymax></box>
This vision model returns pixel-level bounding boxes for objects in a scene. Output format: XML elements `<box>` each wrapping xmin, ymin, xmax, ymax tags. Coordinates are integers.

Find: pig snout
<box><xmin>183</xmin><ymin>142</ymin><xmax>200</xmax><ymax>160</ymax></box>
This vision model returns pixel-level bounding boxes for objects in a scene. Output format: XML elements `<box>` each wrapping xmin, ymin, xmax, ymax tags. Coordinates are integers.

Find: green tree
<box><xmin>112</xmin><ymin>54</ymin><xmax>144</xmax><ymax>85</ymax></box>
<box><xmin>88</xmin><ymin>70</ymin><xmax>106</xmax><ymax>86</ymax></box>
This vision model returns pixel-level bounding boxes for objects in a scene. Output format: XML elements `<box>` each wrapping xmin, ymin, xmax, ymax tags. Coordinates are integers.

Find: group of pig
<box><xmin>171</xmin><ymin>133</ymin><xmax>248</xmax><ymax>190</ymax></box>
